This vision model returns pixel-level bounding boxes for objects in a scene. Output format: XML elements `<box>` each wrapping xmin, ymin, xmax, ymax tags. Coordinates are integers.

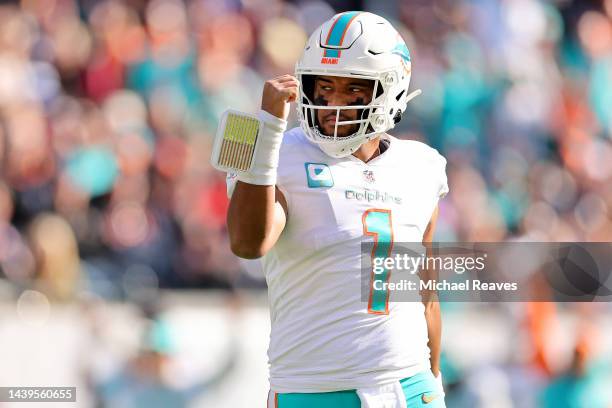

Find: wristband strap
<box><xmin>211</xmin><ymin>109</ymin><xmax>287</xmax><ymax>186</ymax></box>
<box><xmin>235</xmin><ymin>110</ymin><xmax>287</xmax><ymax>186</ymax></box>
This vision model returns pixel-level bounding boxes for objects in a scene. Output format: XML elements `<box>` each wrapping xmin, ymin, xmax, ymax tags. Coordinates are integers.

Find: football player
<box><xmin>217</xmin><ymin>11</ymin><xmax>448</xmax><ymax>408</ymax></box>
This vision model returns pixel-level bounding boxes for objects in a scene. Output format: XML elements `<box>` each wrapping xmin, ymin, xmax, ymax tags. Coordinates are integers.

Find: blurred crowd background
<box><xmin>0</xmin><ymin>0</ymin><xmax>611</xmax><ymax>407</ymax></box>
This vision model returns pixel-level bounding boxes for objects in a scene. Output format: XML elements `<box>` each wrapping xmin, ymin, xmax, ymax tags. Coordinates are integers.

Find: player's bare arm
<box><xmin>226</xmin><ymin>75</ymin><xmax>297</xmax><ymax>259</ymax></box>
<box><xmin>421</xmin><ymin>205</ymin><xmax>442</xmax><ymax>378</ymax></box>
<box><xmin>227</xmin><ymin>184</ymin><xmax>287</xmax><ymax>259</ymax></box>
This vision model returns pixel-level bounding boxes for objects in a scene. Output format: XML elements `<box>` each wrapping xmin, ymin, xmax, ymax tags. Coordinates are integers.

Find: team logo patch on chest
<box><xmin>305</xmin><ymin>163</ymin><xmax>334</xmax><ymax>188</ymax></box>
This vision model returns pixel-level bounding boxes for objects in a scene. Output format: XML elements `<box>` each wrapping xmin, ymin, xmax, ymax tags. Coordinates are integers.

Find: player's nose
<box><xmin>327</xmin><ymin>91</ymin><xmax>349</xmax><ymax>107</ymax></box>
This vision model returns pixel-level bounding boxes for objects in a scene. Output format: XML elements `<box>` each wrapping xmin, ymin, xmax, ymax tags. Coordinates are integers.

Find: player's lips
<box><xmin>323</xmin><ymin>114</ymin><xmax>350</xmax><ymax>125</ymax></box>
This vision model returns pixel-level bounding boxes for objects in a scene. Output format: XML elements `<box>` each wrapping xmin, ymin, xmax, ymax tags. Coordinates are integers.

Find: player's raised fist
<box><xmin>261</xmin><ymin>74</ymin><xmax>299</xmax><ymax>120</ymax></box>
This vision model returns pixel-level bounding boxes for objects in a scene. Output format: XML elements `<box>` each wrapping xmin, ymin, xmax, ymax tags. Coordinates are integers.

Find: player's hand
<box><xmin>261</xmin><ymin>74</ymin><xmax>299</xmax><ymax>120</ymax></box>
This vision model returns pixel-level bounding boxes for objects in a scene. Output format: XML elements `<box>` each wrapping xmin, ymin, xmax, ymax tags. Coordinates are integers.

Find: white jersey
<box><xmin>232</xmin><ymin>127</ymin><xmax>448</xmax><ymax>393</ymax></box>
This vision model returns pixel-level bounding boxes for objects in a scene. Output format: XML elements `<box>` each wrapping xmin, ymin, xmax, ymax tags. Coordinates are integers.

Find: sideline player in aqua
<box><xmin>212</xmin><ymin>11</ymin><xmax>449</xmax><ymax>408</ymax></box>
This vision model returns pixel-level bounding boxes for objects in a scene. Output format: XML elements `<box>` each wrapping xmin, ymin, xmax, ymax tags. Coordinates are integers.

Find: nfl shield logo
<box><xmin>363</xmin><ymin>169</ymin><xmax>375</xmax><ymax>183</ymax></box>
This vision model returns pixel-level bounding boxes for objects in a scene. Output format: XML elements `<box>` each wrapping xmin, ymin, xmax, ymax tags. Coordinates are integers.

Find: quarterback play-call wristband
<box><xmin>211</xmin><ymin>109</ymin><xmax>287</xmax><ymax>185</ymax></box>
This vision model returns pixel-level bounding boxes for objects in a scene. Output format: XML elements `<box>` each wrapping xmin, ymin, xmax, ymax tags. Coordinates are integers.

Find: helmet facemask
<box><xmin>297</xmin><ymin>73</ymin><xmax>388</xmax><ymax>158</ymax></box>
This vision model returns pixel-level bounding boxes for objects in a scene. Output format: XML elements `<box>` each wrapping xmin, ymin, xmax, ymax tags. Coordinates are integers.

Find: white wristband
<box><xmin>236</xmin><ymin>110</ymin><xmax>287</xmax><ymax>186</ymax></box>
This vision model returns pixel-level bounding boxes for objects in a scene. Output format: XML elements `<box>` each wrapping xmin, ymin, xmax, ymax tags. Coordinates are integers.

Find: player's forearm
<box><xmin>421</xmin><ymin>266</ymin><xmax>442</xmax><ymax>375</ymax></box>
<box><xmin>424</xmin><ymin>299</ymin><xmax>442</xmax><ymax>375</ymax></box>
<box><xmin>227</xmin><ymin>181</ymin><xmax>283</xmax><ymax>259</ymax></box>
<box><xmin>421</xmin><ymin>205</ymin><xmax>442</xmax><ymax>375</ymax></box>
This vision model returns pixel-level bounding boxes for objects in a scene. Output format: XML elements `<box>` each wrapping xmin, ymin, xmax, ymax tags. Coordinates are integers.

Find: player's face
<box><xmin>313</xmin><ymin>76</ymin><xmax>374</xmax><ymax>137</ymax></box>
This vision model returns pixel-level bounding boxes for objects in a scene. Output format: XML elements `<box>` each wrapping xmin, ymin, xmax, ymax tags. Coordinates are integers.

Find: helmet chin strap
<box><xmin>318</xmin><ymin>138</ymin><xmax>364</xmax><ymax>158</ymax></box>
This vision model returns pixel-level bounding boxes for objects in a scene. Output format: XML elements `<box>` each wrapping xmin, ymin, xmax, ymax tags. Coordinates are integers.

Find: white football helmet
<box><xmin>295</xmin><ymin>11</ymin><xmax>420</xmax><ymax>158</ymax></box>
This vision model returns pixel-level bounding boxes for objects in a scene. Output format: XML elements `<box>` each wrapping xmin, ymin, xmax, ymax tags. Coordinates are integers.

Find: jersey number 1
<box><xmin>362</xmin><ymin>209</ymin><xmax>393</xmax><ymax>314</ymax></box>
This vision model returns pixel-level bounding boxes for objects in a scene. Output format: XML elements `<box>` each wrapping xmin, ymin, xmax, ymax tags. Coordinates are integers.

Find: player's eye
<box><xmin>321</xmin><ymin>85</ymin><xmax>333</xmax><ymax>91</ymax></box>
<box><xmin>350</xmin><ymin>87</ymin><xmax>363</xmax><ymax>93</ymax></box>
